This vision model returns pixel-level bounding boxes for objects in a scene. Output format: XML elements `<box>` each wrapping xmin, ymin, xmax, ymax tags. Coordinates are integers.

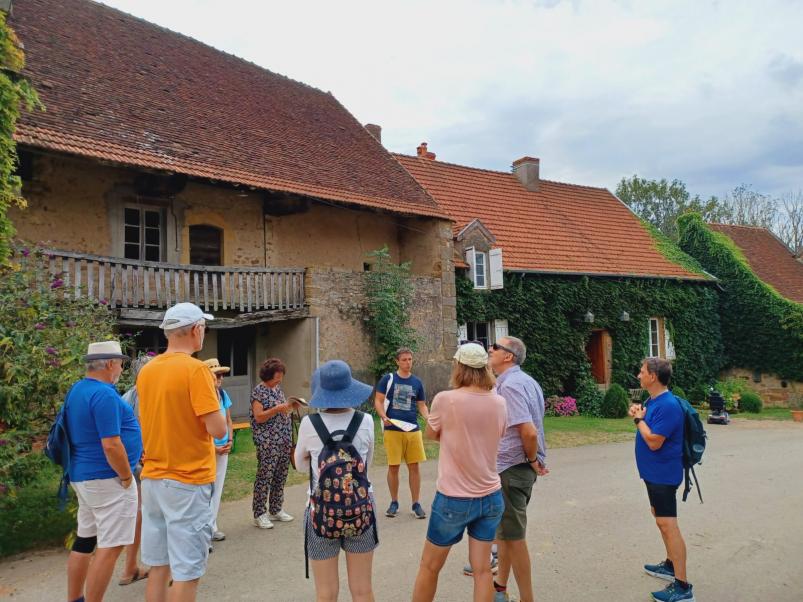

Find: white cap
<box><xmin>159</xmin><ymin>302</ymin><xmax>214</xmax><ymax>330</ymax></box>
<box><xmin>453</xmin><ymin>343</ymin><xmax>488</xmax><ymax>368</ymax></box>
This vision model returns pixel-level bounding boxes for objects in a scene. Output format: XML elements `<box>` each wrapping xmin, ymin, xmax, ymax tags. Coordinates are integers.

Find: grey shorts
<box><xmin>141</xmin><ymin>478</ymin><xmax>213</xmax><ymax>581</ymax></box>
<box><xmin>304</xmin><ymin>502</ymin><xmax>379</xmax><ymax>561</ymax></box>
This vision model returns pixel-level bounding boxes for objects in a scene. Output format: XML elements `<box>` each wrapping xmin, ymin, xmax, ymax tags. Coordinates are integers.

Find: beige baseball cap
<box><xmin>453</xmin><ymin>343</ymin><xmax>488</xmax><ymax>368</ymax></box>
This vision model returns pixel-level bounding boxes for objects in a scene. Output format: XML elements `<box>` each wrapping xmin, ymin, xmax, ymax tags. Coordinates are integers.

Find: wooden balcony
<box><xmin>20</xmin><ymin>248</ymin><xmax>305</xmax><ymax>314</ymax></box>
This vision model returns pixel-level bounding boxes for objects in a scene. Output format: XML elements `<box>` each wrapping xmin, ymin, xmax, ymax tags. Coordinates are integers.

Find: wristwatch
<box><xmin>633</xmin><ymin>417</ymin><xmax>642</xmax><ymax>425</ymax></box>
<box><xmin>525</xmin><ymin>456</ymin><xmax>538</xmax><ymax>464</ymax></box>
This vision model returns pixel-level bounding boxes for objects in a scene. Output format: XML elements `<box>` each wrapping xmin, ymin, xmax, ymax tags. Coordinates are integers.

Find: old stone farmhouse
<box><xmin>9</xmin><ymin>0</ymin><xmax>456</xmax><ymax>415</ymax></box>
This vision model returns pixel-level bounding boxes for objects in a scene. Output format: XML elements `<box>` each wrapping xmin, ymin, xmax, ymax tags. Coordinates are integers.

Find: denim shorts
<box><xmin>426</xmin><ymin>489</ymin><xmax>504</xmax><ymax>547</ymax></box>
<box><xmin>140</xmin><ymin>478</ymin><xmax>213</xmax><ymax>582</ymax></box>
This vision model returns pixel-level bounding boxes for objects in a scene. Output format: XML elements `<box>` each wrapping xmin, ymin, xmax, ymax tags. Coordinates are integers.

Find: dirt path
<box><xmin>2</xmin><ymin>421</ymin><xmax>802</xmax><ymax>601</ymax></box>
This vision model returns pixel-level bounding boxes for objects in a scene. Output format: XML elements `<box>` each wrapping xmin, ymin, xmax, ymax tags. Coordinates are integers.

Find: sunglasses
<box><xmin>492</xmin><ymin>342</ymin><xmax>518</xmax><ymax>358</ymax></box>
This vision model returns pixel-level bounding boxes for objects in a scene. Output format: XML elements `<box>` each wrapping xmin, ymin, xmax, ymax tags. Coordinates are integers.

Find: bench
<box><xmin>231</xmin><ymin>421</ymin><xmax>250</xmax><ymax>452</ymax></box>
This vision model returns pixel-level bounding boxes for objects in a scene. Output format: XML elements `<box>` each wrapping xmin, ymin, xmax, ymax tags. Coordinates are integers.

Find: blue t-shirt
<box><xmin>214</xmin><ymin>388</ymin><xmax>233</xmax><ymax>446</ymax></box>
<box><xmin>376</xmin><ymin>372</ymin><xmax>426</xmax><ymax>432</ymax></box>
<box><xmin>65</xmin><ymin>378</ymin><xmax>143</xmax><ymax>482</ymax></box>
<box><xmin>635</xmin><ymin>390</ymin><xmax>684</xmax><ymax>486</ymax></box>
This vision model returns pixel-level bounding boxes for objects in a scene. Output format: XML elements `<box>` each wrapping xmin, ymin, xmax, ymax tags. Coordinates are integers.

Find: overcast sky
<box><xmin>98</xmin><ymin>0</ymin><xmax>803</xmax><ymax>199</ymax></box>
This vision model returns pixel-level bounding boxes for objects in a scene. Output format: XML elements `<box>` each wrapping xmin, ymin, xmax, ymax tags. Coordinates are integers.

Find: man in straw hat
<box><xmin>136</xmin><ymin>303</ymin><xmax>227</xmax><ymax>602</ymax></box>
<box><xmin>202</xmin><ymin>357</ymin><xmax>234</xmax><ymax>543</ymax></box>
<box><xmin>65</xmin><ymin>341</ymin><xmax>143</xmax><ymax>602</ymax></box>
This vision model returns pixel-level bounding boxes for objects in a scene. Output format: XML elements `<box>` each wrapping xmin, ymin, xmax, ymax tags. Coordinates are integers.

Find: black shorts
<box><xmin>645</xmin><ymin>481</ymin><xmax>679</xmax><ymax>517</ymax></box>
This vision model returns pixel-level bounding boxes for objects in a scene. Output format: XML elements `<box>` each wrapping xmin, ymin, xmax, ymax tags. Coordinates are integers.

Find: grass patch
<box><xmin>730</xmin><ymin>407</ymin><xmax>792</xmax><ymax>421</ymax></box>
<box><xmin>0</xmin><ymin>464</ymin><xmax>74</xmax><ymax>558</ymax></box>
<box><xmin>544</xmin><ymin>415</ymin><xmax>636</xmax><ymax>448</ymax></box>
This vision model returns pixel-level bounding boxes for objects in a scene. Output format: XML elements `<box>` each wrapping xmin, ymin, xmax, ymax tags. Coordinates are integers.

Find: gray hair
<box><xmin>86</xmin><ymin>358</ymin><xmax>112</xmax><ymax>371</ymax></box>
<box><xmin>164</xmin><ymin>320</ymin><xmax>203</xmax><ymax>339</ymax></box>
<box><xmin>130</xmin><ymin>354</ymin><xmax>154</xmax><ymax>379</ymax></box>
<box><xmin>503</xmin><ymin>336</ymin><xmax>527</xmax><ymax>365</ymax></box>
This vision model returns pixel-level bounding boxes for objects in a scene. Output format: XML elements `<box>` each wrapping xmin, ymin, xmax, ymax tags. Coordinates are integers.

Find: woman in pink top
<box><xmin>412</xmin><ymin>343</ymin><xmax>508</xmax><ymax>602</ymax></box>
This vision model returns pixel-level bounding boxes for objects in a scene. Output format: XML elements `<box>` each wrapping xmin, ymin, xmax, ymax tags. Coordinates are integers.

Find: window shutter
<box><xmin>493</xmin><ymin>319</ymin><xmax>508</xmax><ymax>342</ymax></box>
<box><xmin>458</xmin><ymin>323</ymin><xmax>468</xmax><ymax>343</ymax></box>
<box><xmin>489</xmin><ymin>248</ymin><xmax>503</xmax><ymax>289</ymax></box>
<box><xmin>664</xmin><ymin>323</ymin><xmax>676</xmax><ymax>360</ymax></box>
<box><xmin>465</xmin><ymin>247</ymin><xmax>478</xmax><ymax>288</ymax></box>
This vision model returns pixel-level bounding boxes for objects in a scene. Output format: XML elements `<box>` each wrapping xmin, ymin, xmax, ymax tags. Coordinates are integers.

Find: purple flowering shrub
<box><xmin>1</xmin><ymin>246</ymin><xmax>121</xmax><ymax>489</ymax></box>
<box><xmin>545</xmin><ymin>395</ymin><xmax>579</xmax><ymax>417</ymax></box>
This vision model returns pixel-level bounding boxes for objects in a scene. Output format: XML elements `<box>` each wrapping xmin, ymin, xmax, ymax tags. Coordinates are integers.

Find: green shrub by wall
<box><xmin>678</xmin><ymin>213</ymin><xmax>803</xmax><ymax>380</ymax></box>
<box><xmin>671</xmin><ymin>386</ymin><xmax>687</xmax><ymax>400</ymax></box>
<box><xmin>602</xmin><ymin>383</ymin><xmax>630</xmax><ymax>418</ymax></box>
<box><xmin>456</xmin><ymin>272</ymin><xmax>723</xmax><ymax>401</ymax></box>
<box><xmin>738</xmin><ymin>391</ymin><xmax>762</xmax><ymax>413</ymax></box>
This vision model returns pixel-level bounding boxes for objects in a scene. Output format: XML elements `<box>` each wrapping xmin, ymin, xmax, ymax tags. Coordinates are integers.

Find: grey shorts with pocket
<box><xmin>141</xmin><ymin>478</ymin><xmax>213</xmax><ymax>581</ymax></box>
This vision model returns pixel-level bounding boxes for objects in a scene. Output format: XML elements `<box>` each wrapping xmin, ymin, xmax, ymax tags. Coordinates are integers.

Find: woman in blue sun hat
<box><xmin>294</xmin><ymin>360</ymin><xmax>377</xmax><ymax>601</ymax></box>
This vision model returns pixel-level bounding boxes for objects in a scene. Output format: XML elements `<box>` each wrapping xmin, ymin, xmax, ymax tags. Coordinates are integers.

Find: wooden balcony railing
<box><xmin>20</xmin><ymin>249</ymin><xmax>305</xmax><ymax>313</ymax></box>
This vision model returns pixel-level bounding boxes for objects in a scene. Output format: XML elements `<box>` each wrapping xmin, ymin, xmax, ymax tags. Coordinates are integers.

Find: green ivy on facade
<box><xmin>678</xmin><ymin>213</ymin><xmax>803</xmax><ymax>380</ymax></box>
<box><xmin>456</xmin><ymin>272</ymin><xmax>723</xmax><ymax>399</ymax></box>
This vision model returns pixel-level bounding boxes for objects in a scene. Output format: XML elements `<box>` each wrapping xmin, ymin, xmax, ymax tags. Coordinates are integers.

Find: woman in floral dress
<box><xmin>250</xmin><ymin>357</ymin><xmax>296</xmax><ymax>529</ymax></box>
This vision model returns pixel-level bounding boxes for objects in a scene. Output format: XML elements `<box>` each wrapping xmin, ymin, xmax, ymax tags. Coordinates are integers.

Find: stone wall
<box><xmin>721</xmin><ymin>368</ymin><xmax>803</xmax><ymax>407</ymax></box>
<box><xmin>307</xmin><ymin>267</ymin><xmax>453</xmax><ymax>394</ymax></box>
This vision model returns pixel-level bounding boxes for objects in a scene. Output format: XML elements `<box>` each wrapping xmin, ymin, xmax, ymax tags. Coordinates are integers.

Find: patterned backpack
<box><xmin>305</xmin><ymin>411</ymin><xmax>377</xmax><ymax>576</ymax></box>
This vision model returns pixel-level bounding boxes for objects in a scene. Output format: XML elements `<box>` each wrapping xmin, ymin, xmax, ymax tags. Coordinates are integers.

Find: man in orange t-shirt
<box><xmin>137</xmin><ymin>303</ymin><xmax>227</xmax><ymax>602</ymax></box>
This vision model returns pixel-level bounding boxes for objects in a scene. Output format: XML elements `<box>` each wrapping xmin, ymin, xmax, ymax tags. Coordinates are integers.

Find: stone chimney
<box><xmin>365</xmin><ymin>123</ymin><xmax>382</xmax><ymax>143</ymax></box>
<box><xmin>512</xmin><ymin>156</ymin><xmax>540</xmax><ymax>192</ymax></box>
<box><xmin>416</xmin><ymin>142</ymin><xmax>436</xmax><ymax>160</ymax></box>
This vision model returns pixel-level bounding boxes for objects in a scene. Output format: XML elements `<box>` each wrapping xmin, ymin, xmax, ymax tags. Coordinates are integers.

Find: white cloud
<box><xmin>99</xmin><ymin>0</ymin><xmax>803</xmax><ymax>197</ymax></box>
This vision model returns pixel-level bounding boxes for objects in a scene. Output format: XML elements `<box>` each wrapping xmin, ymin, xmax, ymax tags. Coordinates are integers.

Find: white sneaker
<box><xmin>253</xmin><ymin>514</ymin><xmax>274</xmax><ymax>529</ymax></box>
<box><xmin>268</xmin><ymin>509</ymin><xmax>294</xmax><ymax>522</ymax></box>
<box><xmin>212</xmin><ymin>530</ymin><xmax>226</xmax><ymax>541</ymax></box>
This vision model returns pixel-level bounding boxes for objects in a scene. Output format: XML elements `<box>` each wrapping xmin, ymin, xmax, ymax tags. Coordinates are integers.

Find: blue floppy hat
<box><xmin>309</xmin><ymin>360</ymin><xmax>373</xmax><ymax>409</ymax></box>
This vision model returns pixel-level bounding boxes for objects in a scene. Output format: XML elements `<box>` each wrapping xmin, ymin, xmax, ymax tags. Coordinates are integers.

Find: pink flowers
<box><xmin>546</xmin><ymin>395</ymin><xmax>579</xmax><ymax>417</ymax></box>
<box><xmin>45</xmin><ymin>346</ymin><xmax>58</xmax><ymax>355</ymax></box>
<box><xmin>34</xmin><ymin>322</ymin><xmax>46</xmax><ymax>330</ymax></box>
<box><xmin>50</xmin><ymin>279</ymin><xmax>64</xmax><ymax>289</ymax></box>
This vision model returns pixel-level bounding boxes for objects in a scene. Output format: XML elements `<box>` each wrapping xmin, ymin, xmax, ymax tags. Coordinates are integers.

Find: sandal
<box><xmin>118</xmin><ymin>568</ymin><xmax>149</xmax><ymax>586</ymax></box>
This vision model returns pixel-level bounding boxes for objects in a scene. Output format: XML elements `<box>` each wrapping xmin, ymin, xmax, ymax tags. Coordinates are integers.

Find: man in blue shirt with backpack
<box><xmin>631</xmin><ymin>357</ymin><xmax>695</xmax><ymax>602</ymax></box>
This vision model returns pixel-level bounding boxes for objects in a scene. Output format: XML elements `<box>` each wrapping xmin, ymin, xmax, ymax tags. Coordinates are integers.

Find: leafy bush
<box><xmin>739</xmin><ymin>391</ymin><xmax>762</xmax><ymax>413</ymax></box>
<box><xmin>601</xmin><ymin>384</ymin><xmax>629</xmax><ymax>418</ymax></box>
<box><xmin>574</xmin><ymin>369</ymin><xmax>604</xmax><ymax>417</ymax></box>
<box><xmin>714</xmin><ymin>377</ymin><xmax>754</xmax><ymax>412</ymax></box>
<box><xmin>671</xmin><ymin>386</ymin><xmax>687</xmax><ymax>400</ymax></box>
<box><xmin>0</xmin><ymin>247</ymin><xmax>120</xmax><ymax>490</ymax></box>
<box><xmin>688</xmin><ymin>383</ymin><xmax>710</xmax><ymax>405</ymax></box>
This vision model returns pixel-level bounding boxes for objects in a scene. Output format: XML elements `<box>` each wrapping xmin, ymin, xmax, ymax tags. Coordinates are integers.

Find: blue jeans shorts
<box><xmin>426</xmin><ymin>489</ymin><xmax>504</xmax><ymax>547</ymax></box>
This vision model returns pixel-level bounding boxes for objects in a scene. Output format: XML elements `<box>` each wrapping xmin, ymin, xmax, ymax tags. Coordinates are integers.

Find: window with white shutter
<box><xmin>489</xmin><ymin>248</ymin><xmax>503</xmax><ymax>289</ymax></box>
<box><xmin>664</xmin><ymin>323</ymin><xmax>676</xmax><ymax>360</ymax></box>
<box><xmin>474</xmin><ymin>251</ymin><xmax>487</xmax><ymax>289</ymax></box>
<box><xmin>493</xmin><ymin>319</ymin><xmax>508</xmax><ymax>342</ymax></box>
<box><xmin>458</xmin><ymin>323</ymin><xmax>468</xmax><ymax>343</ymax></box>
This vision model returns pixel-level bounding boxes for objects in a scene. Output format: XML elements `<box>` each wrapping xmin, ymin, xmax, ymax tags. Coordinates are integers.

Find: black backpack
<box><xmin>44</xmin><ymin>384</ymin><xmax>77</xmax><ymax>509</ymax></box>
<box><xmin>675</xmin><ymin>396</ymin><xmax>706</xmax><ymax>503</ymax></box>
<box><xmin>304</xmin><ymin>411</ymin><xmax>377</xmax><ymax>577</ymax></box>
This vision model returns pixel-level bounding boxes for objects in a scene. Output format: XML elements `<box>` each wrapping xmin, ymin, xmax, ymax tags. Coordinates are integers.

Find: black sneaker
<box><xmin>644</xmin><ymin>560</ymin><xmax>675</xmax><ymax>582</ymax></box>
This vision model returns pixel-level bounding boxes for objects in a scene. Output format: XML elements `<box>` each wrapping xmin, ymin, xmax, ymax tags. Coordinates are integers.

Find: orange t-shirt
<box><xmin>137</xmin><ymin>352</ymin><xmax>220</xmax><ymax>485</ymax></box>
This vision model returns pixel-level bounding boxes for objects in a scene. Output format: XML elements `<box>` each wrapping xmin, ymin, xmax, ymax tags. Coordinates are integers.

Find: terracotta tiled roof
<box><xmin>395</xmin><ymin>154</ymin><xmax>708</xmax><ymax>280</ymax></box>
<box><xmin>10</xmin><ymin>0</ymin><xmax>446</xmax><ymax>219</ymax></box>
<box><xmin>708</xmin><ymin>224</ymin><xmax>803</xmax><ymax>303</ymax></box>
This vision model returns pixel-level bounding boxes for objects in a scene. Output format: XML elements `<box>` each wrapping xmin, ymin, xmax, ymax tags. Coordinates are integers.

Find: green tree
<box><xmin>616</xmin><ymin>176</ymin><xmax>730</xmax><ymax>240</ymax></box>
<box><xmin>0</xmin><ymin>13</ymin><xmax>42</xmax><ymax>266</ymax></box>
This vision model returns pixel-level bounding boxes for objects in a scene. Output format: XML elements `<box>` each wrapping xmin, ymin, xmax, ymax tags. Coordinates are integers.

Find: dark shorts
<box><xmin>645</xmin><ymin>481</ymin><xmax>679</xmax><ymax>518</ymax></box>
<box><xmin>426</xmin><ymin>490</ymin><xmax>504</xmax><ymax>547</ymax></box>
<box><xmin>496</xmin><ymin>464</ymin><xmax>537</xmax><ymax>541</ymax></box>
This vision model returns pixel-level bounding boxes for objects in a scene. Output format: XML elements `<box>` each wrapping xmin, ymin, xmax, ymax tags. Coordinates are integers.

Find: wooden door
<box><xmin>586</xmin><ymin>329</ymin><xmax>612</xmax><ymax>385</ymax></box>
<box><xmin>217</xmin><ymin>327</ymin><xmax>255</xmax><ymax>419</ymax></box>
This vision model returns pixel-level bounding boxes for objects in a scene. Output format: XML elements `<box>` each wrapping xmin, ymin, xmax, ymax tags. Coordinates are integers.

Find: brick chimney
<box><xmin>416</xmin><ymin>142</ymin><xmax>436</xmax><ymax>160</ymax></box>
<box><xmin>512</xmin><ymin>156</ymin><xmax>540</xmax><ymax>192</ymax></box>
<box><xmin>365</xmin><ymin>123</ymin><xmax>382</xmax><ymax>143</ymax></box>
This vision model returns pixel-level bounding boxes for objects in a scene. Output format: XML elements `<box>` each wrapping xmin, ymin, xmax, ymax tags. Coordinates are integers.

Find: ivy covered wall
<box><xmin>457</xmin><ymin>272</ymin><xmax>723</xmax><ymax>398</ymax></box>
<box><xmin>678</xmin><ymin>213</ymin><xmax>803</xmax><ymax>380</ymax></box>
